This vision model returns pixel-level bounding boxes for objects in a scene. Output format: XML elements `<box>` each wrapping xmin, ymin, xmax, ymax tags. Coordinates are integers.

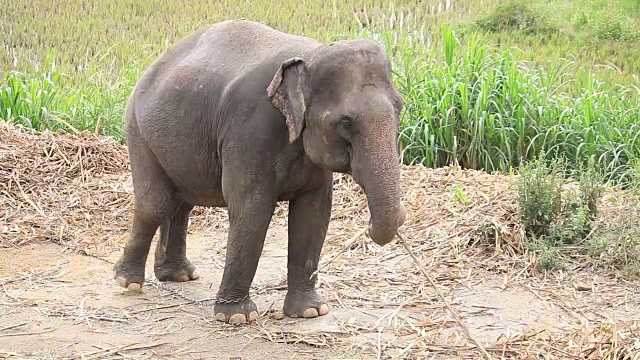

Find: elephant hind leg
<box><xmin>154</xmin><ymin>202</ymin><xmax>199</xmax><ymax>282</ymax></box>
<box><xmin>114</xmin><ymin>115</ymin><xmax>180</xmax><ymax>291</ymax></box>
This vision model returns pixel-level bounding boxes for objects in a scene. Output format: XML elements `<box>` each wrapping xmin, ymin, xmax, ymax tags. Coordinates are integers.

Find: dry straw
<box><xmin>1</xmin><ymin>120</ymin><xmax>639</xmax><ymax>358</ymax></box>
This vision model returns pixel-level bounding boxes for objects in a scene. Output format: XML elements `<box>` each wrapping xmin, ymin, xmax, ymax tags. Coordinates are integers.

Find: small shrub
<box><xmin>549</xmin><ymin>195</ymin><xmax>592</xmax><ymax>245</ymax></box>
<box><xmin>578</xmin><ymin>155</ymin><xmax>605</xmax><ymax>218</ymax></box>
<box><xmin>516</xmin><ymin>152</ymin><xmax>603</xmax><ymax>243</ymax></box>
<box><xmin>515</xmin><ymin>152</ymin><xmax>563</xmax><ymax>239</ymax></box>
<box><xmin>602</xmin><ymin>209</ymin><xmax>640</xmax><ymax>276</ymax></box>
<box><xmin>592</xmin><ymin>226</ymin><xmax>640</xmax><ymax>277</ymax></box>
<box><xmin>515</xmin><ymin>151</ymin><xmax>607</xmax><ymax>270</ymax></box>
<box><xmin>527</xmin><ymin>236</ymin><xmax>564</xmax><ymax>270</ymax></box>
<box><xmin>473</xmin><ymin>1</ymin><xmax>556</xmax><ymax>34</ymax></box>
<box><xmin>615</xmin><ymin>234</ymin><xmax>640</xmax><ymax>276</ymax></box>
<box><xmin>593</xmin><ymin>9</ymin><xmax>623</xmax><ymax>40</ymax></box>
<box><xmin>583</xmin><ymin>171</ymin><xmax>639</xmax><ymax>277</ymax></box>
<box><xmin>572</xmin><ymin>12</ymin><xmax>589</xmax><ymax>30</ymax></box>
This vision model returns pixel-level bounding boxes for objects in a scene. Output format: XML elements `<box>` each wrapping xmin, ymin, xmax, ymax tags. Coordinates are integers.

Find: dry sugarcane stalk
<box><xmin>396</xmin><ymin>231</ymin><xmax>493</xmax><ymax>360</ymax></box>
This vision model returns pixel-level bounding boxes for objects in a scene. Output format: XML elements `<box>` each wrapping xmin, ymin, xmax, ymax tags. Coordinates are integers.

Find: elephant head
<box><xmin>267</xmin><ymin>39</ymin><xmax>406</xmax><ymax>245</ymax></box>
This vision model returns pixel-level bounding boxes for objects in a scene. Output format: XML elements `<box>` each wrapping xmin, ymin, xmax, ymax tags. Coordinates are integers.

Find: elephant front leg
<box><xmin>284</xmin><ymin>178</ymin><xmax>332</xmax><ymax>318</ymax></box>
<box><xmin>214</xmin><ymin>191</ymin><xmax>276</xmax><ymax>324</ymax></box>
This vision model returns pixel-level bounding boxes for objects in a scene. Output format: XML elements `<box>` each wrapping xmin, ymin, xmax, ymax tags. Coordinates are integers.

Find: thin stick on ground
<box><xmin>0</xmin><ymin>328</ymin><xmax>56</xmax><ymax>337</ymax></box>
<box><xmin>0</xmin><ymin>322</ymin><xmax>28</xmax><ymax>332</ymax></box>
<box><xmin>396</xmin><ymin>231</ymin><xmax>493</xmax><ymax>360</ymax></box>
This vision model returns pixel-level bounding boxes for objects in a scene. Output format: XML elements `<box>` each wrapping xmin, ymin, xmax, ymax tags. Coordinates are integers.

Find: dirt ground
<box><xmin>2</xmin><ymin>222</ymin><xmax>639</xmax><ymax>359</ymax></box>
<box><xmin>1</xmin><ymin>122</ymin><xmax>639</xmax><ymax>359</ymax></box>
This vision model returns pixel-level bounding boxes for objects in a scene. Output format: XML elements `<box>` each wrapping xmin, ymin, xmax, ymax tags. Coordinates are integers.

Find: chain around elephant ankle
<box><xmin>214</xmin><ymin>294</ymin><xmax>250</xmax><ymax>305</ymax></box>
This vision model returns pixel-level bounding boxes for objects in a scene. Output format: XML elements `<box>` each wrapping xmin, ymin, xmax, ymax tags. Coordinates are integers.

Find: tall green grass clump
<box><xmin>387</xmin><ymin>25</ymin><xmax>640</xmax><ymax>187</ymax></box>
<box><xmin>0</xmin><ymin>54</ymin><xmax>141</xmax><ymax>141</ymax></box>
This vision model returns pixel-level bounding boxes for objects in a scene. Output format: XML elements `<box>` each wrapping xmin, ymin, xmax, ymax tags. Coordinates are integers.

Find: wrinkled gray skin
<box><xmin>114</xmin><ymin>19</ymin><xmax>407</xmax><ymax>324</ymax></box>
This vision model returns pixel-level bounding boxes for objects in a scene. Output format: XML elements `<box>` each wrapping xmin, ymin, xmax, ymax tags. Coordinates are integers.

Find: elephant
<box><xmin>113</xmin><ymin>19</ymin><xmax>407</xmax><ymax>324</ymax></box>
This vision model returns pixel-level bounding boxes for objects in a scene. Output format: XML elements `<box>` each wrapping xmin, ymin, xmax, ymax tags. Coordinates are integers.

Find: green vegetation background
<box><xmin>2</xmin><ymin>0</ymin><xmax>640</xmax><ymax>186</ymax></box>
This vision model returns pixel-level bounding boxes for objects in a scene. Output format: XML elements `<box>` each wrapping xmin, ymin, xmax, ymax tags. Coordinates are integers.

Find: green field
<box><xmin>2</xmin><ymin>0</ymin><xmax>640</xmax><ymax>186</ymax></box>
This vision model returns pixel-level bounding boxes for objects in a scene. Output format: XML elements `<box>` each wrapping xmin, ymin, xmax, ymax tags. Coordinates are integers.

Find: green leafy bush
<box><xmin>473</xmin><ymin>1</ymin><xmax>557</xmax><ymax>34</ymax></box>
<box><xmin>594</xmin><ymin>13</ymin><xmax>623</xmax><ymax>40</ymax></box>
<box><xmin>515</xmin><ymin>151</ymin><xmax>605</xmax><ymax>269</ymax></box>
<box><xmin>515</xmin><ymin>153</ymin><xmax>563</xmax><ymax>239</ymax></box>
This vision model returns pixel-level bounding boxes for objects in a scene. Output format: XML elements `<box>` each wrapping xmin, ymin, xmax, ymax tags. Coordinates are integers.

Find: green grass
<box><xmin>2</xmin><ymin>0</ymin><xmax>640</xmax><ymax>187</ymax></box>
<box><xmin>460</xmin><ymin>0</ymin><xmax>640</xmax><ymax>87</ymax></box>
<box><xmin>0</xmin><ymin>55</ymin><xmax>141</xmax><ymax>139</ymax></box>
<box><xmin>392</xmin><ymin>26</ymin><xmax>640</xmax><ymax>186</ymax></box>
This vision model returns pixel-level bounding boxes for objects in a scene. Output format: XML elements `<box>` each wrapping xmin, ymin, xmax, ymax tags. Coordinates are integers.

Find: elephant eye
<box><xmin>337</xmin><ymin>118</ymin><xmax>351</xmax><ymax>128</ymax></box>
<box><xmin>335</xmin><ymin>117</ymin><xmax>353</xmax><ymax>139</ymax></box>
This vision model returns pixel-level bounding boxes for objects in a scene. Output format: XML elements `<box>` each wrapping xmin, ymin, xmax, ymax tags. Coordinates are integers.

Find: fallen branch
<box><xmin>396</xmin><ymin>231</ymin><xmax>493</xmax><ymax>360</ymax></box>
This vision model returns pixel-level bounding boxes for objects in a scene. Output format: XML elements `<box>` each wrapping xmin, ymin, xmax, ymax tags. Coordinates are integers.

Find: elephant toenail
<box><xmin>319</xmin><ymin>304</ymin><xmax>329</xmax><ymax>316</ymax></box>
<box><xmin>249</xmin><ymin>311</ymin><xmax>258</xmax><ymax>321</ymax></box>
<box><xmin>116</xmin><ymin>277</ymin><xmax>128</xmax><ymax>288</ymax></box>
<box><xmin>190</xmin><ymin>271</ymin><xmax>200</xmax><ymax>280</ymax></box>
<box><xmin>303</xmin><ymin>308</ymin><xmax>319</xmax><ymax>318</ymax></box>
<box><xmin>289</xmin><ymin>313</ymin><xmax>299</xmax><ymax>318</ymax></box>
<box><xmin>228</xmin><ymin>314</ymin><xmax>247</xmax><ymax>324</ymax></box>
<box><xmin>127</xmin><ymin>283</ymin><xmax>142</xmax><ymax>291</ymax></box>
<box><xmin>215</xmin><ymin>313</ymin><xmax>227</xmax><ymax>322</ymax></box>
<box><xmin>177</xmin><ymin>274</ymin><xmax>190</xmax><ymax>282</ymax></box>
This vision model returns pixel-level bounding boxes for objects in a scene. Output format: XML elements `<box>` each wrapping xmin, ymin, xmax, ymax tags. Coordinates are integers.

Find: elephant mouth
<box><xmin>344</xmin><ymin>146</ymin><xmax>353</xmax><ymax>174</ymax></box>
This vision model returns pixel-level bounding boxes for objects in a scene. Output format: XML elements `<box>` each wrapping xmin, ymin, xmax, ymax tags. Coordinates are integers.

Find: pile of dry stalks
<box><xmin>1</xmin><ymin>120</ymin><xmax>638</xmax><ymax>359</ymax></box>
<box><xmin>0</xmin><ymin>121</ymin><xmax>131</xmax><ymax>251</ymax></box>
<box><xmin>0</xmin><ymin>120</ymin><xmax>524</xmax><ymax>257</ymax></box>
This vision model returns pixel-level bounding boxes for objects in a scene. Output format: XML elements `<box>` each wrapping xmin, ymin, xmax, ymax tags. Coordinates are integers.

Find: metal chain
<box><xmin>214</xmin><ymin>293</ymin><xmax>250</xmax><ymax>305</ymax></box>
<box><xmin>82</xmin><ymin>251</ymin><xmax>115</xmax><ymax>264</ymax></box>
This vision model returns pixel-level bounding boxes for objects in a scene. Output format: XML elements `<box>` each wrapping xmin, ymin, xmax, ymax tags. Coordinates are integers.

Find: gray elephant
<box><xmin>114</xmin><ymin>19</ymin><xmax>407</xmax><ymax>324</ymax></box>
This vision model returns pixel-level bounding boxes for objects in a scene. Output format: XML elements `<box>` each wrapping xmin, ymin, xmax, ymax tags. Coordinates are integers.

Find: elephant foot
<box><xmin>283</xmin><ymin>290</ymin><xmax>329</xmax><ymax>319</ymax></box>
<box><xmin>154</xmin><ymin>258</ymin><xmax>199</xmax><ymax>282</ymax></box>
<box><xmin>214</xmin><ymin>296</ymin><xmax>259</xmax><ymax>325</ymax></box>
<box><xmin>113</xmin><ymin>258</ymin><xmax>145</xmax><ymax>291</ymax></box>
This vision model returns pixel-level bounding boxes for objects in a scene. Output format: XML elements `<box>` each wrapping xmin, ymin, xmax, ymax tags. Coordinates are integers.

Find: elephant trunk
<box><xmin>352</xmin><ymin>135</ymin><xmax>406</xmax><ymax>246</ymax></box>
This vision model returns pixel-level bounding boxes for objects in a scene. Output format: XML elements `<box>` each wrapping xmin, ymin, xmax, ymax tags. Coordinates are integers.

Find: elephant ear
<box><xmin>267</xmin><ymin>57</ymin><xmax>307</xmax><ymax>143</ymax></box>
